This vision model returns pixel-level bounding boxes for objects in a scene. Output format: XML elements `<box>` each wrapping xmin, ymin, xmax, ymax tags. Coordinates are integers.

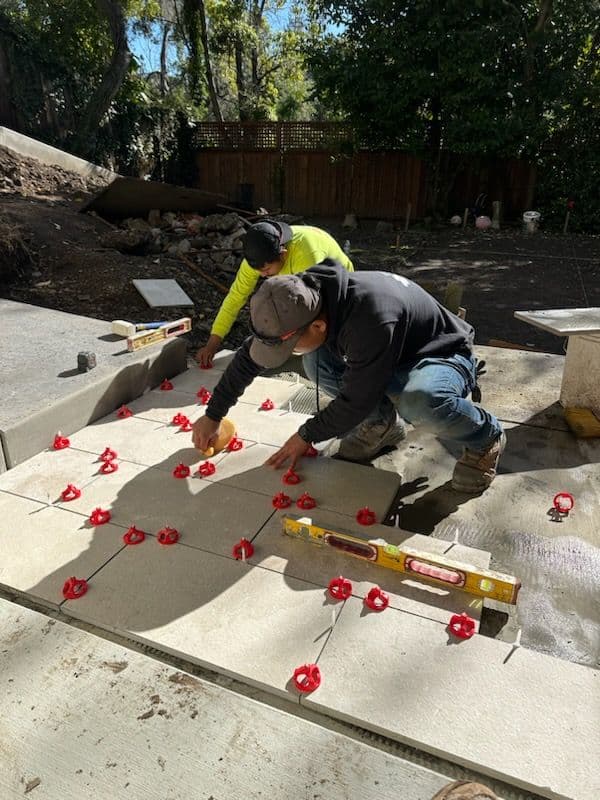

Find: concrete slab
<box><xmin>0</xmin><ymin>492</ymin><xmax>124</xmax><ymax>608</ymax></box>
<box><xmin>133</xmin><ymin>279</ymin><xmax>194</xmax><ymax>308</ymax></box>
<box><xmin>1</xmin><ymin>596</ymin><xmax>506</xmax><ymax>800</ymax></box>
<box><xmin>305</xmin><ymin>597</ymin><xmax>600</xmax><ymax>800</ymax></box>
<box><xmin>219</xmin><ymin>448</ymin><xmax>402</xmax><ymax>521</ymax></box>
<box><xmin>0</xmin><ymin>124</ymin><xmax>116</xmax><ymax>181</ymax></box>
<box><xmin>474</xmin><ymin>345</ymin><xmax>568</xmax><ymax>430</ymax></box>
<box><xmin>0</xmin><ymin>300</ymin><xmax>186</xmax><ymax>468</ymax></box>
<box><xmin>56</xmin><ymin>463</ymin><xmax>275</xmax><ymax>558</ymax></box>
<box><xmin>250</xmin><ymin>507</ymin><xmax>490</xmax><ymax>627</ymax></box>
<box><xmin>374</xmin><ymin>423</ymin><xmax>600</xmax><ymax>666</ymax></box>
<box><xmin>63</xmin><ymin>544</ymin><xmax>334</xmax><ymax>699</ymax></box>
<box><xmin>514</xmin><ymin>307</ymin><xmax>600</xmax><ymax>336</ymax></box>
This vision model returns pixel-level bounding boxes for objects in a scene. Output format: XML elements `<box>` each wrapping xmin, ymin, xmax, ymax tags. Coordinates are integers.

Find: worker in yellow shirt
<box><xmin>196</xmin><ymin>219</ymin><xmax>353</xmax><ymax>367</ymax></box>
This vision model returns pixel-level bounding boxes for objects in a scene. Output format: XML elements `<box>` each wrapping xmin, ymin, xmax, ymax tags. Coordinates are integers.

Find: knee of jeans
<box><xmin>398</xmin><ymin>389</ymin><xmax>457</xmax><ymax>424</ymax></box>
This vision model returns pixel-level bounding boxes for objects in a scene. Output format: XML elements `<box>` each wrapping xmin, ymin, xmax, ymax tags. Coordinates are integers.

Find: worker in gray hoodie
<box><xmin>192</xmin><ymin>260</ymin><xmax>505</xmax><ymax>493</ymax></box>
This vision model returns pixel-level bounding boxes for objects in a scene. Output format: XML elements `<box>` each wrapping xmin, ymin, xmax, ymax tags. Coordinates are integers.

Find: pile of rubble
<box><xmin>100</xmin><ymin>210</ymin><xmax>247</xmax><ymax>274</ymax></box>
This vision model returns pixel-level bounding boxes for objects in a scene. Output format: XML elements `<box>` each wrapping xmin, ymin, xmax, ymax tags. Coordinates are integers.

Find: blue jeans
<box><xmin>302</xmin><ymin>347</ymin><xmax>502</xmax><ymax>451</ymax></box>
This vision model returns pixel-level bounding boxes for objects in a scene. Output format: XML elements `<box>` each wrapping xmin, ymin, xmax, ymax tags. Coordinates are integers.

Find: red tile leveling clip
<box><xmin>328</xmin><ymin>576</ymin><xmax>353</xmax><ymax>601</ymax></box>
<box><xmin>282</xmin><ymin>468</ymin><xmax>300</xmax><ymax>485</ymax></box>
<box><xmin>260</xmin><ymin>398</ymin><xmax>274</xmax><ymax>410</ymax></box>
<box><xmin>172</xmin><ymin>463</ymin><xmax>191</xmax><ymax>479</ymax></box>
<box><xmin>197</xmin><ymin>387</ymin><xmax>212</xmax><ymax>404</ymax></box>
<box><xmin>157</xmin><ymin>526</ymin><xmax>179</xmax><ymax>545</ymax></box>
<box><xmin>89</xmin><ymin>507</ymin><xmax>111</xmax><ymax>526</ymax></box>
<box><xmin>272</xmin><ymin>492</ymin><xmax>292</xmax><ymax>509</ymax></box>
<box><xmin>553</xmin><ymin>492</ymin><xmax>574</xmax><ymax>514</ymax></box>
<box><xmin>364</xmin><ymin>586</ymin><xmax>389</xmax><ymax>611</ymax></box>
<box><xmin>160</xmin><ymin>379</ymin><xmax>174</xmax><ymax>391</ymax></box>
<box><xmin>356</xmin><ymin>507</ymin><xmax>376</xmax><ymax>526</ymax></box>
<box><xmin>123</xmin><ymin>526</ymin><xmax>146</xmax><ymax>545</ymax></box>
<box><xmin>292</xmin><ymin>663</ymin><xmax>321</xmax><ymax>693</ymax></box>
<box><xmin>62</xmin><ymin>577</ymin><xmax>88</xmax><ymax>600</ymax></box>
<box><xmin>232</xmin><ymin>538</ymin><xmax>254</xmax><ymax>560</ymax></box>
<box><xmin>197</xmin><ymin>461</ymin><xmax>216</xmax><ymax>477</ymax></box>
<box><xmin>100</xmin><ymin>447</ymin><xmax>117</xmax><ymax>463</ymax></box>
<box><xmin>117</xmin><ymin>405</ymin><xmax>133</xmax><ymax>418</ymax></box>
<box><xmin>53</xmin><ymin>434</ymin><xmax>70</xmax><ymax>450</ymax></box>
<box><xmin>226</xmin><ymin>436</ymin><xmax>243</xmax><ymax>452</ymax></box>
<box><xmin>296</xmin><ymin>492</ymin><xmax>316</xmax><ymax>510</ymax></box>
<box><xmin>61</xmin><ymin>484</ymin><xmax>81</xmax><ymax>502</ymax></box>
<box><xmin>448</xmin><ymin>613</ymin><xmax>476</xmax><ymax>640</ymax></box>
<box><xmin>99</xmin><ymin>460</ymin><xmax>118</xmax><ymax>474</ymax></box>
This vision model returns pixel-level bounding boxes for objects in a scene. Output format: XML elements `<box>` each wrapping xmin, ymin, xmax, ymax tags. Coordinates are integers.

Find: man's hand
<box><xmin>192</xmin><ymin>415</ymin><xmax>221</xmax><ymax>453</ymax></box>
<box><xmin>265</xmin><ymin>433</ymin><xmax>310</xmax><ymax>470</ymax></box>
<box><xmin>196</xmin><ymin>334</ymin><xmax>222</xmax><ymax>368</ymax></box>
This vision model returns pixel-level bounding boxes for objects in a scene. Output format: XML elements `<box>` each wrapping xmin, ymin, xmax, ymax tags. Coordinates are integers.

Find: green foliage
<box><xmin>307</xmin><ymin>0</ymin><xmax>600</xmax><ymax>220</ymax></box>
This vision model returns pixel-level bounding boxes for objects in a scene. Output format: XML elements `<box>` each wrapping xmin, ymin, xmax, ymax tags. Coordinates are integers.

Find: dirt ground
<box><xmin>1</xmin><ymin>144</ymin><xmax>599</xmax><ymax>356</ymax></box>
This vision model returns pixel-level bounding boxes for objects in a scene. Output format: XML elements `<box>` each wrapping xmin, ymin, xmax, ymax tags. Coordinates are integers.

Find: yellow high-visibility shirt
<box><xmin>211</xmin><ymin>225</ymin><xmax>353</xmax><ymax>339</ymax></box>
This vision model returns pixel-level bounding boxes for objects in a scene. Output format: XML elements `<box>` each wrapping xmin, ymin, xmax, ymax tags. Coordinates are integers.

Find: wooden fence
<box><xmin>192</xmin><ymin>123</ymin><xmax>535</xmax><ymax>220</ymax></box>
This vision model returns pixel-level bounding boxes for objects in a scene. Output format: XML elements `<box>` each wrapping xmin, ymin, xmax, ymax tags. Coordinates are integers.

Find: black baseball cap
<box><xmin>249</xmin><ymin>274</ymin><xmax>322</xmax><ymax>368</ymax></box>
<box><xmin>243</xmin><ymin>220</ymin><xmax>293</xmax><ymax>269</ymax></box>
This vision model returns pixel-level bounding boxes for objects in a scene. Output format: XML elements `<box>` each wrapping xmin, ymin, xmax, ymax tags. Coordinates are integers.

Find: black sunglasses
<box><xmin>249</xmin><ymin>319</ymin><xmax>306</xmax><ymax>346</ymax></box>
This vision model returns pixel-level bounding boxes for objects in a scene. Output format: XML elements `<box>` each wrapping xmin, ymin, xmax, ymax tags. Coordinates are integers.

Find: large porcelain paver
<box><xmin>250</xmin><ymin>507</ymin><xmax>490</xmax><ymax>626</ymax></box>
<box><xmin>305</xmin><ymin>597</ymin><xmax>600</xmax><ymax>800</ymax></box>
<box><xmin>0</xmin><ymin>446</ymin><xmax>100</xmax><ymax>504</ymax></box>
<box><xmin>220</xmin><ymin>451</ymin><xmax>401</xmax><ymax>521</ymax></box>
<box><xmin>63</xmin><ymin>544</ymin><xmax>334</xmax><ymax>698</ymax></box>
<box><xmin>0</xmin><ymin>492</ymin><xmax>124</xmax><ymax>608</ymax></box>
<box><xmin>227</xmin><ymin>404</ymin><xmax>311</xmax><ymax>447</ymax></box>
<box><xmin>58</xmin><ymin>462</ymin><xmax>275</xmax><ymax>557</ymax></box>
<box><xmin>128</xmin><ymin>388</ymin><xmax>203</xmax><ymax>425</ymax></box>
<box><xmin>168</xmin><ymin>352</ymin><xmax>236</xmax><ymax>395</ymax></box>
<box><xmin>68</xmin><ymin>415</ymin><xmax>200</xmax><ymax>472</ymax></box>
<box><xmin>236</xmin><ymin>376</ymin><xmax>303</xmax><ymax>408</ymax></box>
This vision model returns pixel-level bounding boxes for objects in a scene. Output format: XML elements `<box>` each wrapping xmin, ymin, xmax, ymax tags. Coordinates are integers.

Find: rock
<box><xmin>162</xmin><ymin>211</ymin><xmax>177</xmax><ymax>227</ymax></box>
<box><xmin>148</xmin><ymin>209</ymin><xmax>161</xmax><ymax>226</ymax></box>
<box><xmin>124</xmin><ymin>217</ymin><xmax>152</xmax><ymax>233</ymax></box>
<box><xmin>177</xmin><ymin>239</ymin><xmax>192</xmax><ymax>255</ymax></box>
<box><xmin>375</xmin><ymin>220</ymin><xmax>394</xmax><ymax>234</ymax></box>
<box><xmin>190</xmin><ymin>235</ymin><xmax>211</xmax><ymax>249</ymax></box>
<box><xmin>342</xmin><ymin>213</ymin><xmax>358</xmax><ymax>229</ymax></box>
<box><xmin>100</xmin><ymin>229</ymin><xmax>153</xmax><ymax>255</ymax></box>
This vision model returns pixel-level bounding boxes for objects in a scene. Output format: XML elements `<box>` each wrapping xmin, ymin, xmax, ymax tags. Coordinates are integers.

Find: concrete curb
<box><xmin>0</xmin><ymin>126</ymin><xmax>117</xmax><ymax>182</ymax></box>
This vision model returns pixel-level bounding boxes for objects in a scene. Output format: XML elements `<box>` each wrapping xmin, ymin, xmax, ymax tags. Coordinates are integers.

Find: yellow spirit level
<box><xmin>282</xmin><ymin>515</ymin><xmax>520</xmax><ymax>605</ymax></box>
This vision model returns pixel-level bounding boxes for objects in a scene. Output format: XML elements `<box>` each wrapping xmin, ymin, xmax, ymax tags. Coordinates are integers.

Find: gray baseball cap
<box><xmin>249</xmin><ymin>274</ymin><xmax>322</xmax><ymax>368</ymax></box>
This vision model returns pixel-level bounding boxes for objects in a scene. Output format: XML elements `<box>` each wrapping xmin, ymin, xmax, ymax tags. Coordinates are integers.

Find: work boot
<box><xmin>431</xmin><ymin>781</ymin><xmax>498</xmax><ymax>800</ymax></box>
<box><xmin>337</xmin><ymin>399</ymin><xmax>406</xmax><ymax>462</ymax></box>
<box><xmin>451</xmin><ymin>431</ymin><xmax>506</xmax><ymax>493</ymax></box>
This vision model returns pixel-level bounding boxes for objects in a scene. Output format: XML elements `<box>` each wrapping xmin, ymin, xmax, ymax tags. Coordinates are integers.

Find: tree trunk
<box><xmin>71</xmin><ymin>0</ymin><xmax>131</xmax><ymax>158</ymax></box>
<box><xmin>196</xmin><ymin>0</ymin><xmax>223</xmax><ymax>121</ymax></box>
<box><xmin>235</xmin><ymin>35</ymin><xmax>250</xmax><ymax>120</ymax></box>
<box><xmin>160</xmin><ymin>22</ymin><xmax>170</xmax><ymax>96</ymax></box>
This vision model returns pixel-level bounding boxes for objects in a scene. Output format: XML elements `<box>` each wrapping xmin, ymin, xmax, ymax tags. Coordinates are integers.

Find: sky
<box><xmin>129</xmin><ymin>4</ymin><xmax>304</xmax><ymax>75</ymax></box>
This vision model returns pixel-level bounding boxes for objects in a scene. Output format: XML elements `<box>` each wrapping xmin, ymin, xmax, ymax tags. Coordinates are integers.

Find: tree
<box><xmin>307</xmin><ymin>0</ymin><xmax>600</xmax><ymax>216</ymax></box>
<box><xmin>71</xmin><ymin>0</ymin><xmax>131</xmax><ymax>156</ymax></box>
